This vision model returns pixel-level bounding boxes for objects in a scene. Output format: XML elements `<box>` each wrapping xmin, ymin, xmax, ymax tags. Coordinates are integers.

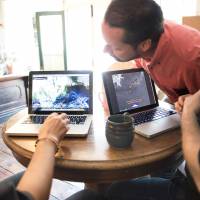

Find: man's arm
<box><xmin>181</xmin><ymin>90</ymin><xmax>200</xmax><ymax>191</ymax></box>
<box><xmin>17</xmin><ymin>113</ymin><xmax>69</xmax><ymax>200</ymax></box>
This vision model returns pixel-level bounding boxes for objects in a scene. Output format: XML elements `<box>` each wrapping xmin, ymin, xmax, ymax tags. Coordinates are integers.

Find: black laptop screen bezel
<box><xmin>102</xmin><ymin>68</ymin><xmax>159</xmax><ymax>115</ymax></box>
<box><xmin>28</xmin><ymin>70</ymin><xmax>93</xmax><ymax>115</ymax></box>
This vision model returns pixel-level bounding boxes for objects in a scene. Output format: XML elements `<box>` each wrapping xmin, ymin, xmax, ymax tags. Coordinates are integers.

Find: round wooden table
<box><xmin>2</xmin><ymin>108</ymin><xmax>183</xmax><ymax>192</ymax></box>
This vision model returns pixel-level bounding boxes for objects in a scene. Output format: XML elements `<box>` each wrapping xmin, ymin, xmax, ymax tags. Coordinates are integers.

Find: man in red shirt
<box><xmin>100</xmin><ymin>0</ymin><xmax>200</xmax><ymax>199</ymax></box>
<box><xmin>102</xmin><ymin>0</ymin><xmax>200</xmax><ymax>104</ymax></box>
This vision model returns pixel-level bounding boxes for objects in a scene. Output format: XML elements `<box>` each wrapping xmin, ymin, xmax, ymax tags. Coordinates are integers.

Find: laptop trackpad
<box><xmin>135</xmin><ymin>114</ymin><xmax>180</xmax><ymax>138</ymax></box>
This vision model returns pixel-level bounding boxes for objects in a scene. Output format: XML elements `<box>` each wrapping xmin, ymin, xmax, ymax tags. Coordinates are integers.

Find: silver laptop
<box><xmin>102</xmin><ymin>68</ymin><xmax>180</xmax><ymax>138</ymax></box>
<box><xmin>6</xmin><ymin>70</ymin><xmax>93</xmax><ymax>137</ymax></box>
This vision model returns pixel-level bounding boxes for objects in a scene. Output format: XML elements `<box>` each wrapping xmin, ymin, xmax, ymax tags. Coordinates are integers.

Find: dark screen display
<box><xmin>104</xmin><ymin>70</ymin><xmax>157</xmax><ymax>114</ymax></box>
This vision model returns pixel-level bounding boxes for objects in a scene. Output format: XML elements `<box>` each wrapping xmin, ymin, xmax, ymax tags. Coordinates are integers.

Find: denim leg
<box><xmin>150</xmin><ymin>166</ymin><xmax>178</xmax><ymax>179</ymax></box>
<box><xmin>105</xmin><ymin>177</ymin><xmax>184</xmax><ymax>200</ymax></box>
<box><xmin>0</xmin><ymin>171</ymin><xmax>24</xmax><ymax>187</ymax></box>
<box><xmin>66</xmin><ymin>189</ymin><xmax>106</xmax><ymax>200</ymax></box>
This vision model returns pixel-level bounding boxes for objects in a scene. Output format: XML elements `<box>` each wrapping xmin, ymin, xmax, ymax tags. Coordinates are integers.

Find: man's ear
<box><xmin>138</xmin><ymin>39</ymin><xmax>152</xmax><ymax>52</ymax></box>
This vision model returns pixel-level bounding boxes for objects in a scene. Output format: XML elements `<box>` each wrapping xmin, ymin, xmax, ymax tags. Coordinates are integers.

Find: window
<box><xmin>1</xmin><ymin>0</ymin><xmax>200</xmax><ymax>74</ymax></box>
<box><xmin>36</xmin><ymin>11</ymin><xmax>67</xmax><ymax>70</ymax></box>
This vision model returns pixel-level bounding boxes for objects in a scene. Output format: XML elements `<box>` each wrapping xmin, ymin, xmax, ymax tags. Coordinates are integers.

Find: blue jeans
<box><xmin>66</xmin><ymin>177</ymin><xmax>186</xmax><ymax>200</ymax></box>
<box><xmin>0</xmin><ymin>171</ymin><xmax>24</xmax><ymax>187</ymax></box>
<box><xmin>105</xmin><ymin>176</ymin><xmax>186</xmax><ymax>200</ymax></box>
<box><xmin>67</xmin><ymin>189</ymin><xmax>106</xmax><ymax>200</ymax></box>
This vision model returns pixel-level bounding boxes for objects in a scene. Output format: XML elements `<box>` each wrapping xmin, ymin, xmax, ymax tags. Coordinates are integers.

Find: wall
<box><xmin>0</xmin><ymin>2</ymin><xmax>5</xmax><ymax>51</ymax></box>
<box><xmin>160</xmin><ymin>0</ymin><xmax>199</xmax><ymax>23</ymax></box>
<box><xmin>197</xmin><ymin>0</ymin><xmax>200</xmax><ymax>14</ymax></box>
<box><xmin>1</xmin><ymin>0</ymin><xmax>200</xmax><ymax>74</ymax></box>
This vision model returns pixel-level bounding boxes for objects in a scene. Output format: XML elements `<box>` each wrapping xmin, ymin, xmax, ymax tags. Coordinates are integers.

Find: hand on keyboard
<box><xmin>39</xmin><ymin>113</ymin><xmax>70</xmax><ymax>143</ymax></box>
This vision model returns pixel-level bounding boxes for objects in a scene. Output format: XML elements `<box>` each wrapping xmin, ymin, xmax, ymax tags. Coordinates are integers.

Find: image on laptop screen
<box><xmin>103</xmin><ymin>69</ymin><xmax>157</xmax><ymax>114</ymax></box>
<box><xmin>32</xmin><ymin>74</ymin><xmax>90</xmax><ymax>112</ymax></box>
<box><xmin>113</xmin><ymin>71</ymin><xmax>154</xmax><ymax>112</ymax></box>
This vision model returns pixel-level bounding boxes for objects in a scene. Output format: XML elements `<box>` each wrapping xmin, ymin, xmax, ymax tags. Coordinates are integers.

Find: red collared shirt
<box><xmin>135</xmin><ymin>20</ymin><xmax>200</xmax><ymax>103</ymax></box>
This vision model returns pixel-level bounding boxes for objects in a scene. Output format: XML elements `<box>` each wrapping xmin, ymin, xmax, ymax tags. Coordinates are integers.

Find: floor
<box><xmin>0</xmin><ymin>124</ymin><xmax>84</xmax><ymax>200</ymax></box>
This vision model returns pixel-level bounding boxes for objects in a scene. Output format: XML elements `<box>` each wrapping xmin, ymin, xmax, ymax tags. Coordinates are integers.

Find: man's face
<box><xmin>102</xmin><ymin>21</ymin><xmax>140</xmax><ymax>62</ymax></box>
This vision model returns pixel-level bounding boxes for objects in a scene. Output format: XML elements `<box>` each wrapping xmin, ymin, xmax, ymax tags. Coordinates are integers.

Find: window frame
<box><xmin>36</xmin><ymin>11</ymin><xmax>67</xmax><ymax>70</ymax></box>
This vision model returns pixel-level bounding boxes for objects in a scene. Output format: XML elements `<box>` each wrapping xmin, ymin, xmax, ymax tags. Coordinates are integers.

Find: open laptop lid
<box><xmin>28</xmin><ymin>71</ymin><xmax>93</xmax><ymax>115</ymax></box>
<box><xmin>102</xmin><ymin>68</ymin><xmax>158</xmax><ymax>115</ymax></box>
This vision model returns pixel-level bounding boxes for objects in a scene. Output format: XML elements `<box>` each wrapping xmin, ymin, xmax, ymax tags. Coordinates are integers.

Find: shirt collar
<box><xmin>149</xmin><ymin>21</ymin><xmax>170</xmax><ymax>67</ymax></box>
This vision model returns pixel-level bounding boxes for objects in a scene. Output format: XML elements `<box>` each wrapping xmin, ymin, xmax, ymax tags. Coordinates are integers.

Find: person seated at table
<box><xmin>70</xmin><ymin>91</ymin><xmax>200</xmax><ymax>200</ymax></box>
<box><xmin>0</xmin><ymin>113</ymin><xmax>64</xmax><ymax>200</ymax></box>
<box><xmin>0</xmin><ymin>112</ymin><xmax>105</xmax><ymax>200</ymax></box>
<box><xmin>180</xmin><ymin>90</ymin><xmax>200</xmax><ymax>192</ymax></box>
<box><xmin>49</xmin><ymin>91</ymin><xmax>200</xmax><ymax>200</ymax></box>
<box><xmin>103</xmin><ymin>90</ymin><xmax>200</xmax><ymax>200</ymax></box>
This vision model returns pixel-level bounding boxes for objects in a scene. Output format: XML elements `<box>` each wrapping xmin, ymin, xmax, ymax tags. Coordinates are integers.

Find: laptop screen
<box><xmin>103</xmin><ymin>68</ymin><xmax>158</xmax><ymax>115</ymax></box>
<box><xmin>29</xmin><ymin>71</ymin><xmax>93</xmax><ymax>114</ymax></box>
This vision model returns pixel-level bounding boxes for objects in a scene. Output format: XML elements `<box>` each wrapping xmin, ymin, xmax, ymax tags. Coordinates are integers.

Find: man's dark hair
<box><xmin>104</xmin><ymin>0</ymin><xmax>164</xmax><ymax>48</ymax></box>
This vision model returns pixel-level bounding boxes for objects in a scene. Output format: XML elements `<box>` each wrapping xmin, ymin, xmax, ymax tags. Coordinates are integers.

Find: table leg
<box><xmin>84</xmin><ymin>182</ymin><xmax>111</xmax><ymax>193</ymax></box>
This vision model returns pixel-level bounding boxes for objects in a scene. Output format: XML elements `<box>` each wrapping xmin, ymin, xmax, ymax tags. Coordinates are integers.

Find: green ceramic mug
<box><xmin>105</xmin><ymin>114</ymin><xmax>135</xmax><ymax>148</ymax></box>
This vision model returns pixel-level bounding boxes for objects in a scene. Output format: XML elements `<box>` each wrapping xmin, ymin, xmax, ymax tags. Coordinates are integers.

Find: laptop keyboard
<box><xmin>23</xmin><ymin>115</ymin><xmax>87</xmax><ymax>125</ymax></box>
<box><xmin>133</xmin><ymin>107</ymin><xmax>176</xmax><ymax>126</ymax></box>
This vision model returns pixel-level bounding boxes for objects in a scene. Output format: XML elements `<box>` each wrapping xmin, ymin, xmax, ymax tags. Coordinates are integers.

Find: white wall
<box><xmin>0</xmin><ymin>2</ymin><xmax>4</xmax><ymax>46</ymax></box>
<box><xmin>159</xmin><ymin>0</ymin><xmax>198</xmax><ymax>23</ymax></box>
<box><xmin>2</xmin><ymin>0</ymin><xmax>39</xmax><ymax>73</ymax></box>
<box><xmin>197</xmin><ymin>0</ymin><xmax>200</xmax><ymax>14</ymax></box>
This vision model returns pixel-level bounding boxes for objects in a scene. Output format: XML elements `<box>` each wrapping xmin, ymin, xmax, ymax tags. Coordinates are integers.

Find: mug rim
<box><xmin>107</xmin><ymin>114</ymin><xmax>133</xmax><ymax>125</ymax></box>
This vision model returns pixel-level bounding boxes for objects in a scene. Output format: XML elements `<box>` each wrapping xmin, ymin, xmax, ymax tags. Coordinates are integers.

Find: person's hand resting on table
<box><xmin>175</xmin><ymin>94</ymin><xmax>191</xmax><ymax>113</ymax></box>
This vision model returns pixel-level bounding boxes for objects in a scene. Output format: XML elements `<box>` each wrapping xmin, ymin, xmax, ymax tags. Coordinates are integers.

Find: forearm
<box><xmin>182</xmin><ymin>112</ymin><xmax>200</xmax><ymax>191</ymax></box>
<box><xmin>17</xmin><ymin>140</ymin><xmax>56</xmax><ymax>200</ymax></box>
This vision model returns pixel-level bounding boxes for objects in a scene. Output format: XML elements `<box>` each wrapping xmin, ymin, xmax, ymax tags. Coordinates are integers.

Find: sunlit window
<box><xmin>0</xmin><ymin>0</ymin><xmax>199</xmax><ymax>74</ymax></box>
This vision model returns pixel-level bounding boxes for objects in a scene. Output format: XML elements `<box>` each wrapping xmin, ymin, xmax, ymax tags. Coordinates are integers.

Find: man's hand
<box><xmin>182</xmin><ymin>90</ymin><xmax>200</xmax><ymax>116</ymax></box>
<box><xmin>175</xmin><ymin>94</ymin><xmax>191</xmax><ymax>113</ymax></box>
